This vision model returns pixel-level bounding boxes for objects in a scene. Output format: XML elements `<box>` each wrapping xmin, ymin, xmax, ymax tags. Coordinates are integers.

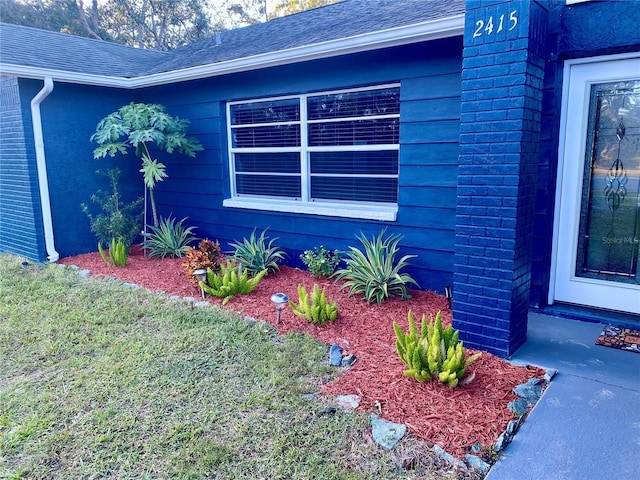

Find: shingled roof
<box><xmin>0</xmin><ymin>23</ymin><xmax>168</xmax><ymax>78</ymax></box>
<box><xmin>0</xmin><ymin>0</ymin><xmax>464</xmax><ymax>85</ymax></box>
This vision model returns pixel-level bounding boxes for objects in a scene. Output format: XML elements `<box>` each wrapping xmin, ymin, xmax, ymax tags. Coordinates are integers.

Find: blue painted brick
<box><xmin>475</xmin><ymin>132</ymin><xmax>506</xmax><ymax>143</ymax></box>
<box><xmin>471</xmin><ymin>216</ymin><xmax>502</xmax><ymax>227</ymax></box>
<box><xmin>471</xmin><ymin>197</ymin><xmax>502</xmax><ymax>207</ymax></box>
<box><xmin>456</xmin><ymin>225</ymin><xmax>486</xmax><ymax>237</ymax></box>
<box><xmin>462</xmin><ymin>55</ymin><xmax>495</xmax><ymax>68</ymax></box>
<box><xmin>462</xmin><ymin>77</ymin><xmax>496</xmax><ymax>91</ymax></box>
<box><xmin>456</xmin><ymin>264</ymin><xmax>486</xmax><ymax>277</ymax></box>
<box><xmin>457</xmin><ymin>185</ymin><xmax>488</xmax><ymax>196</ymax></box>
<box><xmin>474</xmin><ymin>64</ymin><xmax>512</xmax><ymax>78</ymax></box>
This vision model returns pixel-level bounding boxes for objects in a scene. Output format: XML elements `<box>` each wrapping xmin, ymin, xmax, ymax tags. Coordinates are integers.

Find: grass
<box><xmin>0</xmin><ymin>254</ymin><xmax>470</xmax><ymax>480</ymax></box>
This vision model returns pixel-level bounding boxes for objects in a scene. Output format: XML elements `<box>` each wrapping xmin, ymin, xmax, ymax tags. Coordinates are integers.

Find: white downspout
<box><xmin>30</xmin><ymin>77</ymin><xmax>59</xmax><ymax>262</ymax></box>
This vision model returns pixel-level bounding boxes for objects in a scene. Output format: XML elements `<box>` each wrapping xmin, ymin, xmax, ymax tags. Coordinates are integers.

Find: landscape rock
<box><xmin>341</xmin><ymin>354</ymin><xmax>357</xmax><ymax>367</ymax></box>
<box><xmin>494</xmin><ymin>432</ymin><xmax>509</xmax><ymax>452</ymax></box>
<box><xmin>371</xmin><ymin>414</ymin><xmax>406</xmax><ymax>450</ymax></box>
<box><xmin>470</xmin><ymin>442</ymin><xmax>482</xmax><ymax>453</ymax></box>
<box><xmin>513</xmin><ymin>378</ymin><xmax>542</xmax><ymax>403</ymax></box>
<box><xmin>507</xmin><ymin>398</ymin><xmax>529</xmax><ymax>416</ymax></box>
<box><xmin>544</xmin><ymin>368</ymin><xmax>558</xmax><ymax>382</ymax></box>
<box><xmin>433</xmin><ymin>444</ymin><xmax>466</xmax><ymax>469</ymax></box>
<box><xmin>464</xmin><ymin>454</ymin><xmax>490</xmax><ymax>474</ymax></box>
<box><xmin>505</xmin><ymin>419</ymin><xmax>520</xmax><ymax>435</ymax></box>
<box><xmin>329</xmin><ymin>343</ymin><xmax>343</xmax><ymax>366</ymax></box>
<box><xmin>335</xmin><ymin>394</ymin><xmax>360</xmax><ymax>410</ymax></box>
<box><xmin>78</xmin><ymin>269</ymin><xmax>91</xmax><ymax>277</ymax></box>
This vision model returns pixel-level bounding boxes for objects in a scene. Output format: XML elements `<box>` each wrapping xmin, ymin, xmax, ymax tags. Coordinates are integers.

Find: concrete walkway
<box><xmin>486</xmin><ymin>312</ymin><xmax>640</xmax><ymax>480</ymax></box>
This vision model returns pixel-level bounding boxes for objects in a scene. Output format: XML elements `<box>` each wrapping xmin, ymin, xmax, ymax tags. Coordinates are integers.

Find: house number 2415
<box><xmin>473</xmin><ymin>10</ymin><xmax>518</xmax><ymax>38</ymax></box>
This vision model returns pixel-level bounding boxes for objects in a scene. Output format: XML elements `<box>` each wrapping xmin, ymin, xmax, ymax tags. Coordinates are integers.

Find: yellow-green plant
<box><xmin>334</xmin><ymin>229</ymin><xmax>418</xmax><ymax>305</ymax></box>
<box><xmin>98</xmin><ymin>238</ymin><xmax>127</xmax><ymax>267</ymax></box>
<box><xmin>393</xmin><ymin>310</ymin><xmax>481</xmax><ymax>388</ymax></box>
<box><xmin>199</xmin><ymin>261</ymin><xmax>266</xmax><ymax>305</ymax></box>
<box><xmin>288</xmin><ymin>284</ymin><xmax>339</xmax><ymax>325</ymax></box>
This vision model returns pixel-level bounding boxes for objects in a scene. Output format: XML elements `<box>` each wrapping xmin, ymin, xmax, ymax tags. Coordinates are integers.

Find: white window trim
<box><xmin>224</xmin><ymin>84</ymin><xmax>400</xmax><ymax>221</ymax></box>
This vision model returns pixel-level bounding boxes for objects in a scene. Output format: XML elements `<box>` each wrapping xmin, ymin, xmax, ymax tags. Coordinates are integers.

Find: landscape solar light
<box><xmin>194</xmin><ymin>269</ymin><xmax>207</xmax><ymax>299</ymax></box>
<box><xmin>445</xmin><ymin>285</ymin><xmax>453</xmax><ymax>310</ymax></box>
<box><xmin>270</xmin><ymin>292</ymin><xmax>289</xmax><ymax>324</ymax></box>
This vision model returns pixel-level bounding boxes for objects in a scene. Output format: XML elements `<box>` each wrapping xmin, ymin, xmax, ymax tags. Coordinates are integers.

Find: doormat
<box><xmin>595</xmin><ymin>325</ymin><xmax>640</xmax><ymax>353</ymax></box>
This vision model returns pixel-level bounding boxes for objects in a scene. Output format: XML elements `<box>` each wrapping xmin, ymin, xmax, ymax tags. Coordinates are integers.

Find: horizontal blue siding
<box><xmin>138</xmin><ymin>38</ymin><xmax>463</xmax><ymax>292</ymax></box>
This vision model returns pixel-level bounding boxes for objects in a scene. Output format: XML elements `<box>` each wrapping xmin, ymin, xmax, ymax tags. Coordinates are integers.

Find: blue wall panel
<box><xmin>132</xmin><ymin>38</ymin><xmax>463</xmax><ymax>293</ymax></box>
<box><xmin>19</xmin><ymin>79</ymin><xmax>140</xmax><ymax>259</ymax></box>
<box><xmin>0</xmin><ymin>76</ymin><xmax>46</xmax><ymax>261</ymax></box>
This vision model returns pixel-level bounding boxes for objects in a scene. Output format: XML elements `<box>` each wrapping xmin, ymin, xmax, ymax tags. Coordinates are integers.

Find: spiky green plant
<box><xmin>144</xmin><ymin>216</ymin><xmax>197</xmax><ymax>259</ymax></box>
<box><xmin>98</xmin><ymin>238</ymin><xmax>128</xmax><ymax>267</ymax></box>
<box><xmin>334</xmin><ymin>230</ymin><xmax>418</xmax><ymax>305</ymax></box>
<box><xmin>393</xmin><ymin>310</ymin><xmax>481</xmax><ymax>388</ymax></box>
<box><xmin>230</xmin><ymin>228</ymin><xmax>286</xmax><ymax>275</ymax></box>
<box><xmin>200</xmin><ymin>261</ymin><xmax>267</xmax><ymax>305</ymax></box>
<box><xmin>288</xmin><ymin>284</ymin><xmax>339</xmax><ymax>325</ymax></box>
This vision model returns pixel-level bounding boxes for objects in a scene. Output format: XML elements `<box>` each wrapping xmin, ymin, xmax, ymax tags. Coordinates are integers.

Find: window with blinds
<box><xmin>227</xmin><ymin>84</ymin><xmax>400</xmax><ymax>207</ymax></box>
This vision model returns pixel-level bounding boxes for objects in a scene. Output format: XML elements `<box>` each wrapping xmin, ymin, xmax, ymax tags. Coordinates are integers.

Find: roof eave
<box><xmin>0</xmin><ymin>14</ymin><xmax>465</xmax><ymax>89</ymax></box>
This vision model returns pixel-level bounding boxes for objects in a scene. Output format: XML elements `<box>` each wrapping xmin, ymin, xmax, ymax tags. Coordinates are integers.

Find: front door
<box><xmin>553</xmin><ymin>56</ymin><xmax>640</xmax><ymax>315</ymax></box>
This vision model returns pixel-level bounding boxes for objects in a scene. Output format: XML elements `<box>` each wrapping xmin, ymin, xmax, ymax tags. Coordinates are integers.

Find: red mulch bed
<box><xmin>59</xmin><ymin>245</ymin><xmax>544</xmax><ymax>458</ymax></box>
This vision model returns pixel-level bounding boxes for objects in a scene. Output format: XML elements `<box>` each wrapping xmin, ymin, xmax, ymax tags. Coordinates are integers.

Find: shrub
<box><xmin>393</xmin><ymin>310</ymin><xmax>481</xmax><ymax>388</ymax></box>
<box><xmin>183</xmin><ymin>239</ymin><xmax>222</xmax><ymax>283</ymax></box>
<box><xmin>288</xmin><ymin>284</ymin><xmax>339</xmax><ymax>325</ymax></box>
<box><xmin>300</xmin><ymin>245</ymin><xmax>341</xmax><ymax>278</ymax></box>
<box><xmin>334</xmin><ymin>230</ymin><xmax>418</xmax><ymax>305</ymax></box>
<box><xmin>81</xmin><ymin>168</ymin><xmax>143</xmax><ymax>248</ymax></box>
<box><xmin>230</xmin><ymin>228</ymin><xmax>286</xmax><ymax>276</ymax></box>
<box><xmin>97</xmin><ymin>238</ymin><xmax>128</xmax><ymax>267</ymax></box>
<box><xmin>199</xmin><ymin>261</ymin><xmax>267</xmax><ymax>305</ymax></box>
<box><xmin>144</xmin><ymin>216</ymin><xmax>198</xmax><ymax>259</ymax></box>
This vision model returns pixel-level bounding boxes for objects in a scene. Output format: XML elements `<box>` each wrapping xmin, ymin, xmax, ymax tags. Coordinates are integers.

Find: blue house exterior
<box><xmin>1</xmin><ymin>0</ymin><xmax>638</xmax><ymax>357</ymax></box>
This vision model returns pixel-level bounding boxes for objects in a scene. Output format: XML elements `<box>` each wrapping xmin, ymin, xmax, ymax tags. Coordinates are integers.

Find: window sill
<box><xmin>223</xmin><ymin>198</ymin><xmax>397</xmax><ymax>221</ymax></box>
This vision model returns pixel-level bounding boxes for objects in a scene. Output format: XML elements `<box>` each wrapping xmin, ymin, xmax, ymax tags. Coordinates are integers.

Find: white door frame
<box><xmin>550</xmin><ymin>53</ymin><xmax>640</xmax><ymax>315</ymax></box>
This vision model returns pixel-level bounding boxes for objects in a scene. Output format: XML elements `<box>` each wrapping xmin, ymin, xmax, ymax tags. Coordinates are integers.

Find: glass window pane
<box><xmin>236</xmin><ymin>174</ymin><xmax>301</xmax><ymax>197</ymax></box>
<box><xmin>308</xmin><ymin>118</ymin><xmax>399</xmax><ymax>146</ymax></box>
<box><xmin>576</xmin><ymin>80</ymin><xmax>640</xmax><ymax>283</ymax></box>
<box><xmin>233</xmin><ymin>124</ymin><xmax>300</xmax><ymax>148</ymax></box>
<box><xmin>310</xmin><ymin>151</ymin><xmax>398</xmax><ymax>175</ymax></box>
<box><xmin>307</xmin><ymin>88</ymin><xmax>400</xmax><ymax>120</ymax></box>
<box><xmin>311</xmin><ymin>177</ymin><xmax>398</xmax><ymax>203</ymax></box>
<box><xmin>231</xmin><ymin>98</ymin><xmax>300</xmax><ymax>125</ymax></box>
<box><xmin>235</xmin><ymin>152</ymin><xmax>301</xmax><ymax>174</ymax></box>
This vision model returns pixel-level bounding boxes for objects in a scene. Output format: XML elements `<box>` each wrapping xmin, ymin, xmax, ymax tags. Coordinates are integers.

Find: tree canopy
<box><xmin>0</xmin><ymin>0</ymin><xmax>340</xmax><ymax>50</ymax></box>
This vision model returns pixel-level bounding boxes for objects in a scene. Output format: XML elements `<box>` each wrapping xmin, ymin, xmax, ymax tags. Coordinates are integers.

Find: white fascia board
<box><xmin>128</xmin><ymin>15</ymin><xmax>465</xmax><ymax>88</ymax></box>
<box><xmin>0</xmin><ymin>14</ymin><xmax>464</xmax><ymax>89</ymax></box>
<box><xmin>0</xmin><ymin>64</ymin><xmax>132</xmax><ymax>88</ymax></box>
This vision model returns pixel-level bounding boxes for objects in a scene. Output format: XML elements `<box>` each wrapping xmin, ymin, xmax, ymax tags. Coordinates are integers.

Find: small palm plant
<box><xmin>230</xmin><ymin>228</ymin><xmax>286</xmax><ymax>275</ymax></box>
<box><xmin>334</xmin><ymin>229</ymin><xmax>418</xmax><ymax>305</ymax></box>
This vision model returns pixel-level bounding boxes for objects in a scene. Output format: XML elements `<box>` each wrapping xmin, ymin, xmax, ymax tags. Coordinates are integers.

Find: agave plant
<box><xmin>144</xmin><ymin>216</ymin><xmax>198</xmax><ymax>259</ymax></box>
<box><xmin>334</xmin><ymin>230</ymin><xmax>419</xmax><ymax>305</ymax></box>
<box><xmin>229</xmin><ymin>228</ymin><xmax>286</xmax><ymax>275</ymax></box>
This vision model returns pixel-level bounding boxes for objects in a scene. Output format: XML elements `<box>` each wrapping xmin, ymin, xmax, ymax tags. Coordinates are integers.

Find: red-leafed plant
<box><xmin>183</xmin><ymin>239</ymin><xmax>222</xmax><ymax>283</ymax></box>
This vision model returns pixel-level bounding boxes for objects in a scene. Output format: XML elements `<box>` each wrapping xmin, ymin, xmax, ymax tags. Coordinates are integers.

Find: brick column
<box><xmin>453</xmin><ymin>0</ymin><xmax>548</xmax><ymax>357</ymax></box>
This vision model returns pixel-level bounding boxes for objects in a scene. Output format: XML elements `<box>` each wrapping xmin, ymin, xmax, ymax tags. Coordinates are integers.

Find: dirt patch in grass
<box><xmin>59</xmin><ymin>245</ymin><xmax>544</xmax><ymax>459</ymax></box>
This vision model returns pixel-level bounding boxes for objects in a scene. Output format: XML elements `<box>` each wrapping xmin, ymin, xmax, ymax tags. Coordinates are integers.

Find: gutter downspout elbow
<box><xmin>30</xmin><ymin>77</ymin><xmax>59</xmax><ymax>262</ymax></box>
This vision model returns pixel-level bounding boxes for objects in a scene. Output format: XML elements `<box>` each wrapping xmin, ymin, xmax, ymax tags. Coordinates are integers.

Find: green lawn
<box><xmin>0</xmin><ymin>255</ymin><xmax>466</xmax><ymax>480</ymax></box>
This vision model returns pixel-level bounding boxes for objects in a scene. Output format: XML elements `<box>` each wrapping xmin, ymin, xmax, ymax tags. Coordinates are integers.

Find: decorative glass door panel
<box><xmin>552</xmin><ymin>56</ymin><xmax>640</xmax><ymax>315</ymax></box>
<box><xmin>576</xmin><ymin>81</ymin><xmax>640</xmax><ymax>285</ymax></box>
